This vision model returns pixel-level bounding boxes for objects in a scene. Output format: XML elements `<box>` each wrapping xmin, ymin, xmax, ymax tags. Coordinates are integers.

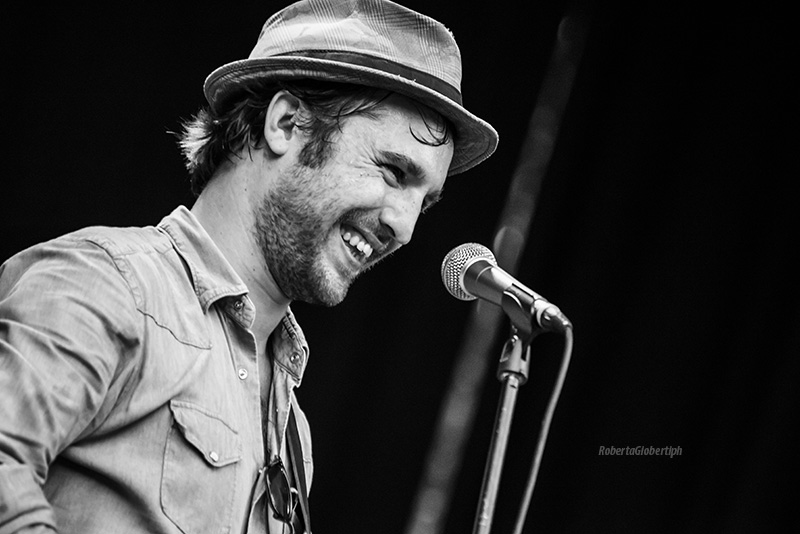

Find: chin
<box><xmin>302</xmin><ymin>281</ymin><xmax>350</xmax><ymax>307</ymax></box>
<box><xmin>298</xmin><ymin>262</ymin><xmax>355</xmax><ymax>307</ymax></box>
<box><xmin>315</xmin><ymin>289</ymin><xmax>349</xmax><ymax>307</ymax></box>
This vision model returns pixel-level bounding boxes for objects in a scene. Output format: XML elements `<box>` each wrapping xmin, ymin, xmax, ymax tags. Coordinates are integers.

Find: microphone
<box><xmin>441</xmin><ymin>243</ymin><xmax>571</xmax><ymax>333</ymax></box>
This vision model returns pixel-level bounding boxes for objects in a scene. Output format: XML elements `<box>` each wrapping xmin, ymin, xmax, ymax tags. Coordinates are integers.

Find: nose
<box><xmin>379</xmin><ymin>190</ymin><xmax>424</xmax><ymax>247</ymax></box>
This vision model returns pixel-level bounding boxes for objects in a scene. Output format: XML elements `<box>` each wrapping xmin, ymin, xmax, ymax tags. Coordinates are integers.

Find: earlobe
<box><xmin>264</xmin><ymin>90</ymin><xmax>302</xmax><ymax>156</ymax></box>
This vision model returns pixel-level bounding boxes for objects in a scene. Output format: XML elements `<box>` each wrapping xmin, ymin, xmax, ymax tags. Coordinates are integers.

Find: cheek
<box><xmin>330</xmin><ymin>171</ymin><xmax>388</xmax><ymax>207</ymax></box>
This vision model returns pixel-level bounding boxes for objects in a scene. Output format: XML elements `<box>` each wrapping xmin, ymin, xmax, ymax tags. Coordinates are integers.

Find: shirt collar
<box><xmin>157</xmin><ymin>205</ymin><xmax>248</xmax><ymax>312</ymax></box>
<box><xmin>157</xmin><ymin>206</ymin><xmax>310</xmax><ymax>383</ymax></box>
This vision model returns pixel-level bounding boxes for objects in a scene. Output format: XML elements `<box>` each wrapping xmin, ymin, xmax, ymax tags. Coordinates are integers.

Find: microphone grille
<box><xmin>440</xmin><ymin>243</ymin><xmax>496</xmax><ymax>301</ymax></box>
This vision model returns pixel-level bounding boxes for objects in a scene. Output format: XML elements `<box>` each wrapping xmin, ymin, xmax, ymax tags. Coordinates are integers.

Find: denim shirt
<box><xmin>0</xmin><ymin>206</ymin><xmax>312</xmax><ymax>534</ymax></box>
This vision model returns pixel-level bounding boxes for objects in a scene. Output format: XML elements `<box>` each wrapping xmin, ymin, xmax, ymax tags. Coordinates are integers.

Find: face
<box><xmin>254</xmin><ymin>94</ymin><xmax>454</xmax><ymax>306</ymax></box>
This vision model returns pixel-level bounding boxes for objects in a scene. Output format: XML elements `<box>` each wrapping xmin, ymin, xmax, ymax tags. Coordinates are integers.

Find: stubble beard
<box><xmin>253</xmin><ymin>162</ymin><xmax>354</xmax><ymax>307</ymax></box>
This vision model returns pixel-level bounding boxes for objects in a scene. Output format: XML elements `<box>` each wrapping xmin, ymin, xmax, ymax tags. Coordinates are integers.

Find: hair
<box><xmin>178</xmin><ymin>79</ymin><xmax>454</xmax><ymax>196</ymax></box>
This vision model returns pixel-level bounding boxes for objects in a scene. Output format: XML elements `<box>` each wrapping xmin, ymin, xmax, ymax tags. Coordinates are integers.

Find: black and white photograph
<box><xmin>2</xmin><ymin>1</ymin><xmax>795</xmax><ymax>533</ymax></box>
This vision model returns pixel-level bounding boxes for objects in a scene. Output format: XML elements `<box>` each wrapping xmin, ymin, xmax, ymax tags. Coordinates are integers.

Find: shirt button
<box><xmin>209</xmin><ymin>451</ymin><xmax>219</xmax><ymax>462</ymax></box>
<box><xmin>238</xmin><ymin>368</ymin><xmax>248</xmax><ymax>380</ymax></box>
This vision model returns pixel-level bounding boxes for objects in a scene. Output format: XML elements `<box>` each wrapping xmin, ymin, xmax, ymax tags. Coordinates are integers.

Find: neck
<box><xmin>190</xmin><ymin>163</ymin><xmax>290</xmax><ymax>347</ymax></box>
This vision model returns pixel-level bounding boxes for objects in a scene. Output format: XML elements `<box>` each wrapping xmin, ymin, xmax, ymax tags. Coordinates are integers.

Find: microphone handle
<box><xmin>464</xmin><ymin>259</ymin><xmax>570</xmax><ymax>333</ymax></box>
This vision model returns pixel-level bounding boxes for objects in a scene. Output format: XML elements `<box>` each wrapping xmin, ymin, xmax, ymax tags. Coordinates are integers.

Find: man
<box><xmin>0</xmin><ymin>0</ymin><xmax>497</xmax><ymax>532</ymax></box>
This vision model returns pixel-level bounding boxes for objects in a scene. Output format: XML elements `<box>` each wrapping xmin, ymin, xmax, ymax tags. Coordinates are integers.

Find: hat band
<box><xmin>277</xmin><ymin>50</ymin><xmax>463</xmax><ymax>105</ymax></box>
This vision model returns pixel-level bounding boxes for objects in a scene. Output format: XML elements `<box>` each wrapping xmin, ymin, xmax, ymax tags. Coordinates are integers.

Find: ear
<box><xmin>263</xmin><ymin>90</ymin><xmax>303</xmax><ymax>156</ymax></box>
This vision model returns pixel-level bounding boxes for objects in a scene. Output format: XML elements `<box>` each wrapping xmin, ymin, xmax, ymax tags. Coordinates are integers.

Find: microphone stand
<box><xmin>473</xmin><ymin>285</ymin><xmax>570</xmax><ymax>534</ymax></box>
<box><xmin>472</xmin><ymin>325</ymin><xmax>533</xmax><ymax>534</ymax></box>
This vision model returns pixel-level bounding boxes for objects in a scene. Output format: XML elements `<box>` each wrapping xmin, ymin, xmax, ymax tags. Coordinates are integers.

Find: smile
<box><xmin>341</xmin><ymin>226</ymin><xmax>374</xmax><ymax>259</ymax></box>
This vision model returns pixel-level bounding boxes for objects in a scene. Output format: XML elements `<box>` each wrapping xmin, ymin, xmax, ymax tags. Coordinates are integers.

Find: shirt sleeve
<box><xmin>0</xmin><ymin>237</ymin><xmax>142</xmax><ymax>532</ymax></box>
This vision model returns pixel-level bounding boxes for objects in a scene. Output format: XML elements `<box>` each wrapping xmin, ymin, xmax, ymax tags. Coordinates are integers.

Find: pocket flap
<box><xmin>169</xmin><ymin>399</ymin><xmax>241</xmax><ymax>467</ymax></box>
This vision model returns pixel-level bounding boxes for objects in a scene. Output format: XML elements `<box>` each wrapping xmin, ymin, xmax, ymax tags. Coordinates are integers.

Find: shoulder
<box><xmin>1</xmin><ymin>224</ymin><xmax>172</xmax><ymax>306</ymax></box>
<box><xmin>1</xmin><ymin>219</ymin><xmax>211</xmax><ymax>349</ymax></box>
<box><xmin>0</xmin><ymin>226</ymin><xmax>163</xmax><ymax>340</ymax></box>
<box><xmin>2</xmin><ymin>224</ymin><xmax>171</xmax><ymax>277</ymax></box>
<box><xmin>68</xmin><ymin>224</ymin><xmax>173</xmax><ymax>258</ymax></box>
<box><xmin>62</xmin><ymin>224</ymin><xmax>188</xmax><ymax>308</ymax></box>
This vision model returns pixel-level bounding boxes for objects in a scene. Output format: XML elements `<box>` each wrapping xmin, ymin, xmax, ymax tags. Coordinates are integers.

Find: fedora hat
<box><xmin>203</xmin><ymin>0</ymin><xmax>498</xmax><ymax>175</ymax></box>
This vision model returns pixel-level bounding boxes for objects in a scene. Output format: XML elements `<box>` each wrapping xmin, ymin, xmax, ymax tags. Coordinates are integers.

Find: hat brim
<box><xmin>204</xmin><ymin>56</ymin><xmax>498</xmax><ymax>176</ymax></box>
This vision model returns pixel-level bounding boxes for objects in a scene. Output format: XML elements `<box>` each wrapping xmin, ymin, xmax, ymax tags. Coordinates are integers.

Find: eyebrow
<box><xmin>378</xmin><ymin>149</ymin><xmax>445</xmax><ymax>211</ymax></box>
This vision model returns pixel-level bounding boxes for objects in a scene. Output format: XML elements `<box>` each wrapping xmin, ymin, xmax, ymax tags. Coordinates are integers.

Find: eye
<box><xmin>382</xmin><ymin>164</ymin><xmax>406</xmax><ymax>186</ymax></box>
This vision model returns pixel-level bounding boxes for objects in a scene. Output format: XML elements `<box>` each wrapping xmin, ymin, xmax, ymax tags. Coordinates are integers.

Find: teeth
<box><xmin>341</xmin><ymin>229</ymin><xmax>373</xmax><ymax>258</ymax></box>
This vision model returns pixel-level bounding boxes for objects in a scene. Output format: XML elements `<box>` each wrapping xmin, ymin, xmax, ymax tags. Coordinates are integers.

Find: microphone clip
<box><xmin>500</xmin><ymin>287</ymin><xmax>571</xmax><ymax>340</ymax></box>
<box><xmin>497</xmin><ymin>329</ymin><xmax>531</xmax><ymax>384</ymax></box>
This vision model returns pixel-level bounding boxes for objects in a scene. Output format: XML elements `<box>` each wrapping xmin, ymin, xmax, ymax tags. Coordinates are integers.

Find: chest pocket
<box><xmin>162</xmin><ymin>400</ymin><xmax>242</xmax><ymax>533</ymax></box>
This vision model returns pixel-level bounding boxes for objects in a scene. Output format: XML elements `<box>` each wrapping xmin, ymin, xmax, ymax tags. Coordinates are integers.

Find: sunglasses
<box><xmin>267</xmin><ymin>457</ymin><xmax>299</xmax><ymax>529</ymax></box>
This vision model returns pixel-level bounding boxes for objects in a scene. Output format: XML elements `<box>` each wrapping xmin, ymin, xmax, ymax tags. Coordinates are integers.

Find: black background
<box><xmin>4</xmin><ymin>1</ymin><xmax>796</xmax><ymax>533</ymax></box>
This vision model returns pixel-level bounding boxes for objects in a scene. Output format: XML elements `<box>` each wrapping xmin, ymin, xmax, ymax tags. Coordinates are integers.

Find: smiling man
<box><xmin>0</xmin><ymin>1</ymin><xmax>497</xmax><ymax>533</ymax></box>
